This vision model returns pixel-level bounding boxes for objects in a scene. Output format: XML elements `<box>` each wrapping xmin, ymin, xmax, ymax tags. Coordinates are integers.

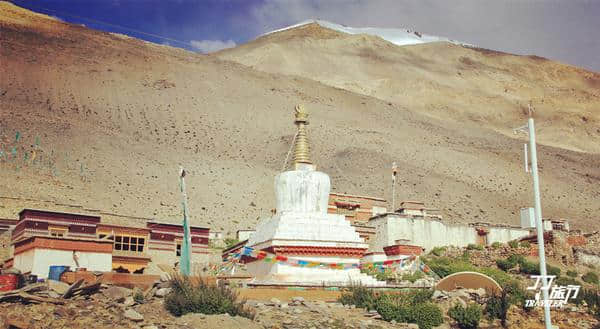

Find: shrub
<box><xmin>567</xmin><ymin>270</ymin><xmax>578</xmax><ymax>278</ymax></box>
<box><xmin>430</xmin><ymin>246</ymin><xmax>446</xmax><ymax>257</ymax></box>
<box><xmin>491</xmin><ymin>242</ymin><xmax>502</xmax><ymax>249</ymax></box>
<box><xmin>375</xmin><ymin>290</ymin><xmax>441</xmax><ymax>329</ymax></box>
<box><xmin>375</xmin><ymin>295</ymin><xmax>412</xmax><ymax>323</ymax></box>
<box><xmin>412</xmin><ymin>303</ymin><xmax>444</xmax><ymax>329</ymax></box>
<box><xmin>496</xmin><ymin>254</ymin><xmax>524</xmax><ymax>272</ymax></box>
<box><xmin>423</xmin><ymin>256</ymin><xmax>477</xmax><ymax>278</ymax></box>
<box><xmin>467</xmin><ymin>243</ymin><xmax>484</xmax><ymax>251</ymax></box>
<box><xmin>520</xmin><ymin>241</ymin><xmax>531</xmax><ymax>248</ymax></box>
<box><xmin>401</xmin><ymin>271</ymin><xmax>424</xmax><ymax>283</ymax></box>
<box><xmin>555</xmin><ymin>276</ymin><xmax>581</xmax><ymax>288</ymax></box>
<box><xmin>338</xmin><ymin>284</ymin><xmax>378</xmax><ymax>310</ymax></box>
<box><xmin>461</xmin><ymin>250</ymin><xmax>471</xmax><ymax>262</ymax></box>
<box><xmin>547</xmin><ymin>264</ymin><xmax>561</xmax><ymax>277</ymax></box>
<box><xmin>583</xmin><ymin>272</ymin><xmax>600</xmax><ymax>285</ymax></box>
<box><xmin>449</xmin><ymin>303</ymin><xmax>482</xmax><ymax>329</ymax></box>
<box><xmin>507</xmin><ymin>254</ymin><xmax>526</xmax><ymax>265</ymax></box>
<box><xmin>485</xmin><ymin>289</ymin><xmax>511</xmax><ymax>327</ymax></box>
<box><xmin>164</xmin><ymin>274</ymin><xmax>253</xmax><ymax>319</ymax></box>
<box><xmin>479</xmin><ymin>267</ymin><xmax>513</xmax><ymax>287</ymax></box>
<box><xmin>496</xmin><ymin>259</ymin><xmax>515</xmax><ymax>271</ymax></box>
<box><xmin>361</xmin><ymin>267</ymin><xmax>394</xmax><ymax>282</ymax></box>
<box><xmin>133</xmin><ymin>288</ymin><xmax>145</xmax><ymax>304</ymax></box>
<box><xmin>519</xmin><ymin>261</ymin><xmax>540</xmax><ymax>275</ymax></box>
<box><xmin>508</xmin><ymin>240</ymin><xmax>519</xmax><ymax>249</ymax></box>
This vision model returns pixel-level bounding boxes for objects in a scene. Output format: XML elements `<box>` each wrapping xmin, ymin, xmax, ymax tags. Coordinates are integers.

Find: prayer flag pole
<box><xmin>179</xmin><ymin>166</ymin><xmax>192</xmax><ymax>276</ymax></box>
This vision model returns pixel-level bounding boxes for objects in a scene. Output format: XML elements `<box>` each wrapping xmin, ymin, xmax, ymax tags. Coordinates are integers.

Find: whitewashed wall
<box><xmin>14</xmin><ymin>249</ymin><xmax>112</xmax><ymax>278</ymax></box>
<box><xmin>487</xmin><ymin>227</ymin><xmax>530</xmax><ymax>245</ymax></box>
<box><xmin>370</xmin><ymin>214</ymin><xmax>531</xmax><ymax>252</ymax></box>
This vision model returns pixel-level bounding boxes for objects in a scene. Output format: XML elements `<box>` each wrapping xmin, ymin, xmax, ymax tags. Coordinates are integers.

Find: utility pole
<box><xmin>515</xmin><ymin>104</ymin><xmax>553</xmax><ymax>329</ymax></box>
<box><xmin>179</xmin><ymin>166</ymin><xmax>192</xmax><ymax>276</ymax></box>
<box><xmin>392</xmin><ymin>162</ymin><xmax>397</xmax><ymax>211</ymax></box>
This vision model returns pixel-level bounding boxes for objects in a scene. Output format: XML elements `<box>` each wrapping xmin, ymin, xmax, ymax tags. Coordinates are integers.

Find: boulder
<box><xmin>123</xmin><ymin>309</ymin><xmax>144</xmax><ymax>322</ymax></box>
<box><xmin>154</xmin><ymin>287</ymin><xmax>172</xmax><ymax>297</ymax></box>
<box><xmin>123</xmin><ymin>296</ymin><xmax>135</xmax><ymax>307</ymax></box>
<box><xmin>102</xmin><ymin>286</ymin><xmax>132</xmax><ymax>302</ymax></box>
<box><xmin>48</xmin><ymin>280</ymin><xmax>70</xmax><ymax>295</ymax></box>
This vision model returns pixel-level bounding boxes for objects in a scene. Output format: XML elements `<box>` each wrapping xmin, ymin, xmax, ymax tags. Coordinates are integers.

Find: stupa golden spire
<box><xmin>292</xmin><ymin>104</ymin><xmax>312</xmax><ymax>168</ymax></box>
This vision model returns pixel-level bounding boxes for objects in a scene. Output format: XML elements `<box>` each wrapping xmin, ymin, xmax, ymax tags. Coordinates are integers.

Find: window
<box><xmin>113</xmin><ymin>234</ymin><xmax>145</xmax><ymax>253</ymax></box>
<box><xmin>49</xmin><ymin>227</ymin><xmax>67</xmax><ymax>237</ymax></box>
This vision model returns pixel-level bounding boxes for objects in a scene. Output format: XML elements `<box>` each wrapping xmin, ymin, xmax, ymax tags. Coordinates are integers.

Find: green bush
<box><xmin>520</xmin><ymin>241</ymin><xmax>531</xmax><ymax>248</ymax></box>
<box><xmin>491</xmin><ymin>242</ymin><xmax>502</xmax><ymax>249</ymax></box>
<box><xmin>507</xmin><ymin>254</ymin><xmax>526</xmax><ymax>265</ymax></box>
<box><xmin>496</xmin><ymin>254</ymin><xmax>525</xmax><ymax>272</ymax></box>
<box><xmin>133</xmin><ymin>288</ymin><xmax>145</xmax><ymax>304</ymax></box>
<box><xmin>338</xmin><ymin>284</ymin><xmax>379</xmax><ymax>310</ymax></box>
<box><xmin>374</xmin><ymin>290</ymin><xmax>441</xmax><ymax>329</ymax></box>
<box><xmin>583</xmin><ymin>272</ymin><xmax>599</xmax><ymax>285</ymax></box>
<box><xmin>449</xmin><ymin>303</ymin><xmax>482</xmax><ymax>329</ymax></box>
<box><xmin>361</xmin><ymin>267</ymin><xmax>395</xmax><ymax>282</ymax></box>
<box><xmin>547</xmin><ymin>264</ymin><xmax>561</xmax><ymax>277</ymax></box>
<box><xmin>508</xmin><ymin>240</ymin><xmax>519</xmax><ymax>249</ymax></box>
<box><xmin>467</xmin><ymin>243</ymin><xmax>484</xmax><ymax>251</ymax></box>
<box><xmin>496</xmin><ymin>259</ymin><xmax>515</xmax><ymax>271</ymax></box>
<box><xmin>401</xmin><ymin>271</ymin><xmax>424</xmax><ymax>283</ymax></box>
<box><xmin>412</xmin><ymin>303</ymin><xmax>444</xmax><ymax>329</ymax></box>
<box><xmin>423</xmin><ymin>256</ymin><xmax>477</xmax><ymax>278</ymax></box>
<box><xmin>485</xmin><ymin>289</ymin><xmax>511</xmax><ymax>327</ymax></box>
<box><xmin>430</xmin><ymin>246</ymin><xmax>447</xmax><ymax>257</ymax></box>
<box><xmin>567</xmin><ymin>270</ymin><xmax>578</xmax><ymax>278</ymax></box>
<box><xmin>461</xmin><ymin>250</ymin><xmax>471</xmax><ymax>262</ymax></box>
<box><xmin>164</xmin><ymin>274</ymin><xmax>254</xmax><ymax>319</ymax></box>
<box><xmin>555</xmin><ymin>276</ymin><xmax>581</xmax><ymax>287</ymax></box>
<box><xmin>519</xmin><ymin>261</ymin><xmax>540</xmax><ymax>275</ymax></box>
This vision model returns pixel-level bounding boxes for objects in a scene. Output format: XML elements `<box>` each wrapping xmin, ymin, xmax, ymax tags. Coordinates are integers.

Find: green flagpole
<box><xmin>179</xmin><ymin>166</ymin><xmax>192</xmax><ymax>276</ymax></box>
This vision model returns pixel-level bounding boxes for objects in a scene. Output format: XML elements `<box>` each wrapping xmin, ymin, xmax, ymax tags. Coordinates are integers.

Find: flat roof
<box><xmin>329</xmin><ymin>192</ymin><xmax>386</xmax><ymax>202</ymax></box>
<box><xmin>19</xmin><ymin>209</ymin><xmax>101</xmax><ymax>221</ymax></box>
<box><xmin>146</xmin><ymin>220</ymin><xmax>209</xmax><ymax>230</ymax></box>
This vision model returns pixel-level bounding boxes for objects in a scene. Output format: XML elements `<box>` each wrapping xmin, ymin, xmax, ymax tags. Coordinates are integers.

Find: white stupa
<box><xmin>246</xmin><ymin>105</ymin><xmax>385</xmax><ymax>286</ymax></box>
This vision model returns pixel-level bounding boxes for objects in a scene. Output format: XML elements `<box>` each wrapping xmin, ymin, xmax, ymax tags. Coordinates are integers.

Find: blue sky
<box><xmin>10</xmin><ymin>0</ymin><xmax>600</xmax><ymax>72</ymax></box>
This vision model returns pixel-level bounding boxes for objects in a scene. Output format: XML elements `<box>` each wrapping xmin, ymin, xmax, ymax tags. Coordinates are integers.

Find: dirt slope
<box><xmin>1</xmin><ymin>2</ymin><xmax>599</xmax><ymax>235</ymax></box>
<box><xmin>217</xmin><ymin>23</ymin><xmax>600</xmax><ymax>154</ymax></box>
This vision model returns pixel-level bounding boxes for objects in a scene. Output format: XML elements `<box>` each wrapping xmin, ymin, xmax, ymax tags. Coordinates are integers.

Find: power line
<box><xmin>14</xmin><ymin>1</ymin><xmax>193</xmax><ymax>47</ymax></box>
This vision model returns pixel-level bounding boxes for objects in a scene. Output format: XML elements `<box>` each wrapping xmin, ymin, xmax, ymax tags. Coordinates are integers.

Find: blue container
<box><xmin>48</xmin><ymin>266</ymin><xmax>69</xmax><ymax>281</ymax></box>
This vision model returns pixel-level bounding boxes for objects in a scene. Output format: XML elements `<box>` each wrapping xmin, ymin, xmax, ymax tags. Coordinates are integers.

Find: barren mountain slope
<box><xmin>217</xmin><ymin>23</ymin><xmax>600</xmax><ymax>154</ymax></box>
<box><xmin>1</xmin><ymin>2</ymin><xmax>598</xmax><ymax>235</ymax></box>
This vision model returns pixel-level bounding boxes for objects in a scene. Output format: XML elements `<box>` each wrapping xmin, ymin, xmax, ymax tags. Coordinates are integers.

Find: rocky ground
<box><xmin>1</xmin><ymin>277</ymin><xmax>598</xmax><ymax>329</ymax></box>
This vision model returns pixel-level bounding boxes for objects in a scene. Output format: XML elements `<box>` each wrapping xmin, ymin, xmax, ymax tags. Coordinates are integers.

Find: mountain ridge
<box><xmin>1</xmin><ymin>2</ymin><xmax>598</xmax><ymax>236</ymax></box>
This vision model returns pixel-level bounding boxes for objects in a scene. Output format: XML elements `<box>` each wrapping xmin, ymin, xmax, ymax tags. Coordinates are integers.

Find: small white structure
<box><xmin>520</xmin><ymin>208</ymin><xmax>535</xmax><ymax>228</ymax></box>
<box><xmin>246</xmin><ymin>105</ymin><xmax>384</xmax><ymax>286</ymax></box>
<box><xmin>236</xmin><ymin>230</ymin><xmax>255</xmax><ymax>241</ymax></box>
<box><xmin>13</xmin><ymin>244</ymin><xmax>112</xmax><ymax>278</ymax></box>
<box><xmin>369</xmin><ymin>213</ymin><xmax>531</xmax><ymax>253</ymax></box>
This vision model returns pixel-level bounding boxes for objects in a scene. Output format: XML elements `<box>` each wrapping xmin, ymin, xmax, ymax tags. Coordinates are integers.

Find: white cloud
<box><xmin>190</xmin><ymin>39</ymin><xmax>237</xmax><ymax>53</ymax></box>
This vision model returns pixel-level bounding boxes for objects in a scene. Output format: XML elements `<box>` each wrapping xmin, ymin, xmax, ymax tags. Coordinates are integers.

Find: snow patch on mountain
<box><xmin>264</xmin><ymin>19</ymin><xmax>470</xmax><ymax>47</ymax></box>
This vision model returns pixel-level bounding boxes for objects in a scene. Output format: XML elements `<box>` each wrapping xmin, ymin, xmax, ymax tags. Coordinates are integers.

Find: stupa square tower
<box><xmin>246</xmin><ymin>105</ymin><xmax>384</xmax><ymax>286</ymax></box>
